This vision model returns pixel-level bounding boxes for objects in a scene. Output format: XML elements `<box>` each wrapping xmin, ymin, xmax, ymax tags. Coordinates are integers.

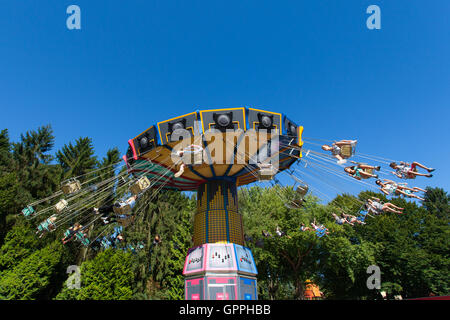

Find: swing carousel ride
<box><xmin>20</xmin><ymin>107</ymin><xmax>435</xmax><ymax>300</ymax></box>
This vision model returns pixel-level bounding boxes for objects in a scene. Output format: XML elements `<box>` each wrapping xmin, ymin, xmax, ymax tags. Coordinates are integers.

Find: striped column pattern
<box><xmin>193</xmin><ymin>180</ymin><xmax>244</xmax><ymax>246</ymax></box>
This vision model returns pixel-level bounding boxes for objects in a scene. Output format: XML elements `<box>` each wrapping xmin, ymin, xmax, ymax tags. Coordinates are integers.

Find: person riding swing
<box><xmin>332</xmin><ymin>213</ymin><xmax>354</xmax><ymax>226</ymax></box>
<box><xmin>390</xmin><ymin>161</ymin><xmax>434</xmax><ymax>179</ymax></box>
<box><xmin>36</xmin><ymin>215</ymin><xmax>57</xmax><ymax>238</ymax></box>
<box><xmin>62</xmin><ymin>222</ymin><xmax>83</xmax><ymax>244</ymax></box>
<box><xmin>366</xmin><ymin>197</ymin><xmax>404</xmax><ymax>215</ymax></box>
<box><xmin>93</xmin><ymin>195</ymin><xmax>138</xmax><ymax>224</ymax></box>
<box><xmin>345</xmin><ymin>162</ymin><xmax>380</xmax><ymax>180</ymax></box>
<box><xmin>322</xmin><ymin>140</ymin><xmax>357</xmax><ymax>164</ymax></box>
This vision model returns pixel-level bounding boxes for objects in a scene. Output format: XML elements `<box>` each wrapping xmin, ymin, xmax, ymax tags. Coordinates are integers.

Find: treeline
<box><xmin>0</xmin><ymin>126</ymin><xmax>448</xmax><ymax>299</ymax></box>
<box><xmin>240</xmin><ymin>186</ymin><xmax>449</xmax><ymax>299</ymax></box>
<box><xmin>0</xmin><ymin>126</ymin><xmax>194</xmax><ymax>299</ymax></box>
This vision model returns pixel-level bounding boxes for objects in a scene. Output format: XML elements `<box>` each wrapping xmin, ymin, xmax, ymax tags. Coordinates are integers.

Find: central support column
<box><xmin>183</xmin><ymin>180</ymin><xmax>258</xmax><ymax>300</ymax></box>
<box><xmin>193</xmin><ymin>180</ymin><xmax>244</xmax><ymax>246</ymax></box>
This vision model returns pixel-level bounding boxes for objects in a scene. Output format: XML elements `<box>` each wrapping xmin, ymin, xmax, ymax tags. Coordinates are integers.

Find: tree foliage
<box><xmin>56</xmin><ymin>249</ymin><xmax>135</xmax><ymax>300</ymax></box>
<box><xmin>0</xmin><ymin>241</ymin><xmax>68</xmax><ymax>300</ymax></box>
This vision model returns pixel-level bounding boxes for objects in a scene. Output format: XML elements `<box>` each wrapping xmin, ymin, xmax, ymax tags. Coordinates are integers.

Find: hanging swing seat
<box><xmin>258</xmin><ymin>163</ymin><xmax>277</xmax><ymax>180</ymax></box>
<box><xmin>315</xmin><ymin>227</ymin><xmax>327</xmax><ymax>238</ymax></box>
<box><xmin>75</xmin><ymin>232</ymin><xmax>90</xmax><ymax>247</ymax></box>
<box><xmin>21</xmin><ymin>205</ymin><xmax>35</xmax><ymax>217</ymax></box>
<box><xmin>54</xmin><ymin>199</ymin><xmax>68</xmax><ymax>213</ymax></box>
<box><xmin>38</xmin><ymin>216</ymin><xmax>57</xmax><ymax>232</ymax></box>
<box><xmin>361</xmin><ymin>163</ymin><xmax>375</xmax><ymax>174</ymax></box>
<box><xmin>80</xmin><ymin>237</ymin><xmax>90</xmax><ymax>247</ymax></box>
<box><xmin>75</xmin><ymin>231</ymin><xmax>85</xmax><ymax>241</ymax></box>
<box><xmin>130</xmin><ymin>176</ymin><xmax>151</xmax><ymax>195</ymax></box>
<box><xmin>285</xmin><ymin>199</ymin><xmax>304</xmax><ymax>209</ymax></box>
<box><xmin>75</xmin><ymin>231</ymin><xmax>90</xmax><ymax>247</ymax></box>
<box><xmin>359</xmin><ymin>216</ymin><xmax>367</xmax><ymax>222</ymax></box>
<box><xmin>296</xmin><ymin>185</ymin><xmax>309</xmax><ymax>197</ymax></box>
<box><xmin>352</xmin><ymin>162</ymin><xmax>374</xmax><ymax>175</ymax></box>
<box><xmin>340</xmin><ymin>143</ymin><xmax>356</xmax><ymax>158</ymax></box>
<box><xmin>61</xmin><ymin>179</ymin><xmax>81</xmax><ymax>195</ymax></box>
<box><xmin>285</xmin><ymin>185</ymin><xmax>308</xmax><ymax>209</ymax></box>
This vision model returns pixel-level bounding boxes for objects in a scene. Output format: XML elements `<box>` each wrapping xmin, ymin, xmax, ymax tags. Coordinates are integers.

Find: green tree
<box><xmin>0</xmin><ymin>129</ymin><xmax>12</xmax><ymax>171</ymax></box>
<box><xmin>241</xmin><ymin>186</ymin><xmax>329</xmax><ymax>299</ymax></box>
<box><xmin>346</xmin><ymin>190</ymin><xmax>449</xmax><ymax>298</ymax></box>
<box><xmin>11</xmin><ymin>125</ymin><xmax>61</xmax><ymax>203</ymax></box>
<box><xmin>423</xmin><ymin>187</ymin><xmax>450</xmax><ymax>219</ymax></box>
<box><xmin>0</xmin><ymin>241</ymin><xmax>68</xmax><ymax>299</ymax></box>
<box><xmin>0</xmin><ymin>172</ymin><xmax>21</xmax><ymax>243</ymax></box>
<box><xmin>0</xmin><ymin>222</ymin><xmax>40</xmax><ymax>273</ymax></box>
<box><xmin>139</xmin><ymin>190</ymin><xmax>194</xmax><ymax>300</ymax></box>
<box><xmin>56</xmin><ymin>249</ymin><xmax>135</xmax><ymax>300</ymax></box>
<box><xmin>1</xmin><ymin>126</ymin><xmax>61</xmax><ymax>243</ymax></box>
<box><xmin>56</xmin><ymin>137</ymin><xmax>97</xmax><ymax>181</ymax></box>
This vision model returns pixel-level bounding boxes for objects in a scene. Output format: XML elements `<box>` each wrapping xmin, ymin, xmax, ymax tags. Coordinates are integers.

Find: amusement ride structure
<box><xmin>123</xmin><ymin>107</ymin><xmax>303</xmax><ymax>300</ymax></box>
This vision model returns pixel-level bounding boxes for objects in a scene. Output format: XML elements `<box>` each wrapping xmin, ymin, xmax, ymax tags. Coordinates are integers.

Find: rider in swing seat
<box><xmin>322</xmin><ymin>140</ymin><xmax>357</xmax><ymax>164</ymax></box>
<box><xmin>36</xmin><ymin>215</ymin><xmax>57</xmax><ymax>238</ymax></box>
<box><xmin>62</xmin><ymin>223</ymin><xmax>83</xmax><ymax>244</ymax></box>
<box><xmin>344</xmin><ymin>163</ymin><xmax>380</xmax><ymax>180</ymax></box>
<box><xmin>21</xmin><ymin>205</ymin><xmax>35</xmax><ymax>218</ymax></box>
<box><xmin>390</xmin><ymin>161</ymin><xmax>434</xmax><ymax>179</ymax></box>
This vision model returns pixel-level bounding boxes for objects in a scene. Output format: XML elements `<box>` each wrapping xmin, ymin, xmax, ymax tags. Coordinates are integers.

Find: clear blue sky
<box><xmin>1</xmin><ymin>1</ymin><xmax>449</xmax><ymax>199</ymax></box>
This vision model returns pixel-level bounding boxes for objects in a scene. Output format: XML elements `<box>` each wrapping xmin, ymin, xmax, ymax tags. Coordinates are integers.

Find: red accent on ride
<box><xmin>128</xmin><ymin>139</ymin><xmax>138</xmax><ymax>160</ymax></box>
